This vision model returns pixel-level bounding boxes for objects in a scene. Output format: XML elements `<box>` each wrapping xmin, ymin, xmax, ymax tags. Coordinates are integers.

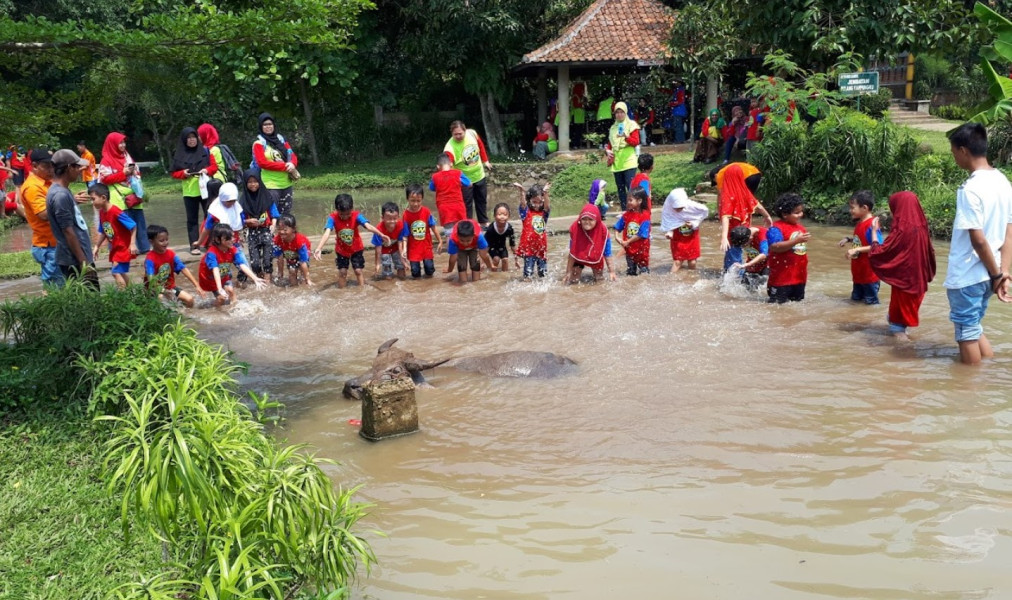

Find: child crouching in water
<box><xmin>566</xmin><ymin>205</ymin><xmax>616</xmax><ymax>283</ymax></box>
<box><xmin>660</xmin><ymin>188</ymin><xmax>708</xmax><ymax>273</ymax></box>
<box><xmin>614</xmin><ymin>187</ymin><xmax>651</xmax><ymax>275</ymax></box>
<box><xmin>868</xmin><ymin>191</ymin><xmax>936</xmax><ymax>341</ymax></box>
<box><xmin>445</xmin><ymin>219</ymin><xmax>493</xmax><ymax>283</ymax></box>
<box><xmin>766</xmin><ymin>193</ymin><xmax>810</xmax><ymax>303</ymax></box>
<box><xmin>725</xmin><ymin>225</ymin><xmax>769</xmax><ymax>291</ymax></box>
<box><xmin>199</xmin><ymin>222</ymin><xmax>266</xmax><ymax>306</ymax></box>
<box><xmin>145</xmin><ymin>224</ymin><xmax>203</xmax><ymax>307</ymax></box>
<box><xmin>273</xmin><ymin>214</ymin><xmax>313</xmax><ymax>286</ymax></box>
<box><xmin>514</xmin><ymin>182</ymin><xmax>551</xmax><ymax>279</ymax></box>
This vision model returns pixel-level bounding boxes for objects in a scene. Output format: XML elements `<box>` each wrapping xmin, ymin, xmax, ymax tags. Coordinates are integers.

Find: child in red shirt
<box><xmin>838</xmin><ymin>190</ymin><xmax>882</xmax><ymax>305</ymax></box>
<box><xmin>372</xmin><ymin>202</ymin><xmax>407</xmax><ymax>279</ymax></box>
<box><xmin>313</xmin><ymin>193</ymin><xmax>389</xmax><ymax>288</ymax></box>
<box><xmin>272</xmin><ymin>214</ymin><xmax>313</xmax><ymax>287</ymax></box>
<box><xmin>199</xmin><ymin>222</ymin><xmax>266</xmax><ymax>306</ymax></box>
<box><xmin>145</xmin><ymin>224</ymin><xmax>203</xmax><ymax>307</ymax></box>
<box><xmin>614</xmin><ymin>187</ymin><xmax>652</xmax><ymax>275</ymax></box>
<box><xmin>660</xmin><ymin>188</ymin><xmax>708</xmax><ymax>273</ymax></box>
<box><xmin>90</xmin><ymin>183</ymin><xmax>138</xmax><ymax>289</ymax></box>
<box><xmin>402</xmin><ymin>184</ymin><xmax>443</xmax><ymax>278</ymax></box>
<box><xmin>429</xmin><ymin>154</ymin><xmax>470</xmax><ymax>235</ymax></box>
<box><xmin>514</xmin><ymin>181</ymin><xmax>551</xmax><ymax>279</ymax></box>
<box><xmin>629</xmin><ymin>153</ymin><xmax>654</xmax><ymax>210</ymax></box>
<box><xmin>766</xmin><ymin>193</ymin><xmax>810</xmax><ymax>303</ymax></box>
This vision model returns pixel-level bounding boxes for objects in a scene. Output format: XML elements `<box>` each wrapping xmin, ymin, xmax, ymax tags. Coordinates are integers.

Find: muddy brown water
<box><xmin>3</xmin><ymin>216</ymin><xmax>1012</xmax><ymax>599</ymax></box>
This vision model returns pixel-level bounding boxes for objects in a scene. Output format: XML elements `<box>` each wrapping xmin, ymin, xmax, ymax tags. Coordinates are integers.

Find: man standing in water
<box><xmin>945</xmin><ymin>123</ymin><xmax>1012</xmax><ymax>364</ymax></box>
<box><xmin>444</xmin><ymin>121</ymin><xmax>492</xmax><ymax>227</ymax></box>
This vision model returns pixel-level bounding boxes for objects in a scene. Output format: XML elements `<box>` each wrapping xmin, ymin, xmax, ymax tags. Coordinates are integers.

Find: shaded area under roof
<box><xmin>517</xmin><ymin>0</ymin><xmax>675</xmax><ymax>72</ymax></box>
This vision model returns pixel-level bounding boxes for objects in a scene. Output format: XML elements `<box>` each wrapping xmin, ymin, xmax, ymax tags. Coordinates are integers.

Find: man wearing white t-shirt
<box><xmin>945</xmin><ymin>123</ymin><xmax>1012</xmax><ymax>365</ymax></box>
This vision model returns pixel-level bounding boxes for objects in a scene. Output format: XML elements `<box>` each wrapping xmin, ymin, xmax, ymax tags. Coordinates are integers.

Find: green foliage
<box><xmin>667</xmin><ymin>2</ymin><xmax>738</xmax><ymax>80</ymax></box>
<box><xmin>745</xmin><ymin>51</ymin><xmax>860</xmax><ymax>122</ymax></box>
<box><xmin>92</xmin><ymin>324</ymin><xmax>375</xmax><ymax>598</ymax></box>
<box><xmin>0</xmin><ymin>283</ymin><xmax>178</xmax><ymax>413</ymax></box>
<box><xmin>0</xmin><ymin>412</ymin><xmax>170</xmax><ymax>600</ymax></box>
<box><xmin>846</xmin><ymin>88</ymin><xmax>893</xmax><ymax>119</ymax></box>
<box><xmin>0</xmin><ymin>249</ymin><xmax>40</xmax><ymax>280</ymax></box>
<box><xmin>931</xmin><ymin>104</ymin><xmax>972</xmax><ymax>121</ymax></box>
<box><xmin>750</xmin><ymin>108</ymin><xmax>920</xmax><ymax>218</ymax></box>
<box><xmin>967</xmin><ymin>2</ymin><xmax>1012</xmax><ymax>125</ymax></box>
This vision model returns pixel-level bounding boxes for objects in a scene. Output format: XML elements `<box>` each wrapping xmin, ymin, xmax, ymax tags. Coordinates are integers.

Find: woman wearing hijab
<box><xmin>566</xmin><ymin>205</ymin><xmax>617</xmax><ymax>284</ymax></box>
<box><xmin>531</xmin><ymin>122</ymin><xmax>557</xmax><ymax>160</ymax></box>
<box><xmin>716</xmin><ymin>162</ymin><xmax>772</xmax><ymax>252</ymax></box>
<box><xmin>238</xmin><ymin>169</ymin><xmax>280</xmax><ymax>280</ymax></box>
<box><xmin>693</xmin><ymin>108</ymin><xmax>725</xmax><ymax>164</ymax></box>
<box><xmin>198</xmin><ymin>123</ymin><xmax>228</xmax><ymax>184</ymax></box>
<box><xmin>604</xmin><ymin>102</ymin><xmax>641</xmax><ymax>211</ymax></box>
<box><xmin>252</xmin><ymin>113</ymin><xmax>298</xmax><ymax>216</ymax></box>
<box><xmin>98</xmin><ymin>132</ymin><xmax>150</xmax><ymax>253</ymax></box>
<box><xmin>171</xmin><ymin>127</ymin><xmax>217</xmax><ymax>254</ymax></box>
<box><xmin>869</xmin><ymin>191</ymin><xmax>937</xmax><ymax>341</ymax></box>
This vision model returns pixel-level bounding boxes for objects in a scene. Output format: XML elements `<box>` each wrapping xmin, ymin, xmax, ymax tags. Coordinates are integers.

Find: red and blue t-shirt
<box><xmin>272</xmin><ymin>232</ymin><xmax>311</xmax><ymax>264</ymax></box>
<box><xmin>325</xmin><ymin>211</ymin><xmax>369</xmax><ymax>257</ymax></box>
<box><xmin>372</xmin><ymin>219</ymin><xmax>406</xmax><ymax>255</ymax></box>
<box><xmin>851</xmin><ymin>217</ymin><xmax>882</xmax><ymax>284</ymax></box>
<box><xmin>402</xmin><ymin>206</ymin><xmax>438</xmax><ymax>261</ymax></box>
<box><xmin>145</xmin><ymin>248</ymin><xmax>187</xmax><ymax>291</ymax></box>
<box><xmin>198</xmin><ymin>244</ymin><xmax>248</xmax><ymax>291</ymax></box>
<box><xmin>99</xmin><ymin>205</ymin><xmax>137</xmax><ymax>264</ymax></box>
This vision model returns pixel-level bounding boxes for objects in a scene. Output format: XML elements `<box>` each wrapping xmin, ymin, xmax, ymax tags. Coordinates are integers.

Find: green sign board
<box><xmin>838</xmin><ymin>72</ymin><xmax>880</xmax><ymax>95</ymax></box>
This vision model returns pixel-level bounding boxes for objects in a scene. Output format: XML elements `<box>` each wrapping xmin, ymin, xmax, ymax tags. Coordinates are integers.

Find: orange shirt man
<box><xmin>18</xmin><ymin>150</ymin><xmax>65</xmax><ymax>287</ymax></box>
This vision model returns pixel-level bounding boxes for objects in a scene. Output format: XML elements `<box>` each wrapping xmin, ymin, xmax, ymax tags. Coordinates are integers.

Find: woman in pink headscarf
<box><xmin>532</xmin><ymin>122</ymin><xmax>556</xmax><ymax>160</ymax></box>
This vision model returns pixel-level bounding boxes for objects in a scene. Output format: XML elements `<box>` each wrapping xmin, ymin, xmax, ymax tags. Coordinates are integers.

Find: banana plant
<box><xmin>967</xmin><ymin>2</ymin><xmax>1012</xmax><ymax>124</ymax></box>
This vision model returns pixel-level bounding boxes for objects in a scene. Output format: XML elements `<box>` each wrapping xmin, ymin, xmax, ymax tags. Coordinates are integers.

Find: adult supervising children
<box><xmin>444</xmin><ymin>121</ymin><xmax>492</xmax><ymax>226</ymax></box>
<box><xmin>252</xmin><ymin>112</ymin><xmax>299</xmax><ymax>216</ymax></box>
<box><xmin>604</xmin><ymin>101</ymin><xmax>641</xmax><ymax>211</ymax></box>
<box><xmin>47</xmin><ymin>149</ymin><xmax>99</xmax><ymax>290</ymax></box>
<box><xmin>944</xmin><ymin>123</ymin><xmax>1012</xmax><ymax>365</ymax></box>
<box><xmin>17</xmin><ymin>150</ymin><xmax>64</xmax><ymax>288</ymax></box>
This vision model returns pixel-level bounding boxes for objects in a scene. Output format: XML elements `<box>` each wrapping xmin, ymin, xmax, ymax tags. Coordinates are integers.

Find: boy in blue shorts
<box><xmin>445</xmin><ymin>219</ymin><xmax>493</xmax><ymax>283</ymax></box>
<box><xmin>945</xmin><ymin>123</ymin><xmax>1012</xmax><ymax>364</ymax></box>
<box><xmin>90</xmin><ymin>182</ymin><xmax>137</xmax><ymax>289</ymax></box>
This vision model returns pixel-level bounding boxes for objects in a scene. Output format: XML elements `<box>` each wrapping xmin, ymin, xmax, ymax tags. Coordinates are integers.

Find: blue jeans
<box><xmin>851</xmin><ymin>282</ymin><xmax>880</xmax><ymax>305</ymax></box>
<box><xmin>126</xmin><ymin>208</ymin><xmax>150</xmax><ymax>253</ymax></box>
<box><xmin>613</xmin><ymin>168</ymin><xmax>636</xmax><ymax>211</ymax></box>
<box><xmin>31</xmin><ymin>246</ymin><xmax>65</xmax><ymax>288</ymax></box>
<box><xmin>410</xmin><ymin>259</ymin><xmax>435</xmax><ymax>278</ymax></box>
<box><xmin>672</xmin><ymin>114</ymin><xmax>686</xmax><ymax>143</ymax></box>
<box><xmin>523</xmin><ymin>256</ymin><xmax>547</xmax><ymax>278</ymax></box>
<box><xmin>947</xmin><ymin>281</ymin><xmax>991</xmax><ymax>342</ymax></box>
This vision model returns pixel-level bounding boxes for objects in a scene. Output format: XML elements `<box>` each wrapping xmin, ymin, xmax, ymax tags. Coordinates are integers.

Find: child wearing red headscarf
<box><xmin>566</xmin><ymin>205</ymin><xmax>616</xmax><ymax>283</ymax></box>
<box><xmin>869</xmin><ymin>191</ymin><xmax>937</xmax><ymax>341</ymax></box>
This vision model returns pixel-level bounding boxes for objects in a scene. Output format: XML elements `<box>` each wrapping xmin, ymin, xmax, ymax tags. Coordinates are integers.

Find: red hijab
<box><xmin>197</xmin><ymin>123</ymin><xmax>220</xmax><ymax>148</ymax></box>
<box><xmin>717</xmin><ymin>163</ymin><xmax>759</xmax><ymax>225</ymax></box>
<box><xmin>869</xmin><ymin>191</ymin><xmax>936</xmax><ymax>295</ymax></box>
<box><xmin>100</xmin><ymin>132</ymin><xmax>128</xmax><ymax>172</ymax></box>
<box><xmin>569</xmin><ymin>205</ymin><xmax>609</xmax><ymax>266</ymax></box>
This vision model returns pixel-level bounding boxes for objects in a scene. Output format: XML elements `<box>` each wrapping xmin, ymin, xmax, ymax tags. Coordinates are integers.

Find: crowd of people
<box><xmin>2</xmin><ymin>115</ymin><xmax>1010</xmax><ymax>365</ymax></box>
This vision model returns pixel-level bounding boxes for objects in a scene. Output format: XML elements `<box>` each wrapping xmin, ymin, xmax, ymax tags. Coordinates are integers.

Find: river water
<box><xmin>166</xmin><ymin>219</ymin><xmax>1012</xmax><ymax>600</ymax></box>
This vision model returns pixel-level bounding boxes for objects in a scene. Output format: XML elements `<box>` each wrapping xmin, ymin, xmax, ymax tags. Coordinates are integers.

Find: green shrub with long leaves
<box><xmin>0</xmin><ymin>283</ymin><xmax>177</xmax><ymax>412</ymax></box>
<box><xmin>90</xmin><ymin>324</ymin><xmax>375</xmax><ymax>599</ymax></box>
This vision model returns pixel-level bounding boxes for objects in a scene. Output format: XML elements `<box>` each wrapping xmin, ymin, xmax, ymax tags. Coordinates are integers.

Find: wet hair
<box><xmin>277</xmin><ymin>214</ymin><xmax>297</xmax><ymax>230</ymax></box>
<box><xmin>88</xmin><ymin>183</ymin><xmax>110</xmax><ymax>200</ymax></box>
<box><xmin>334</xmin><ymin>193</ymin><xmax>353</xmax><ymax>212</ymax></box>
<box><xmin>526</xmin><ymin>183</ymin><xmax>545</xmax><ymax>202</ymax></box>
<box><xmin>849</xmin><ymin>190</ymin><xmax>874</xmax><ymax>210</ymax></box>
<box><xmin>493</xmin><ymin>202</ymin><xmax>510</xmax><ymax>217</ymax></box>
<box><xmin>729</xmin><ymin>225</ymin><xmax>752</xmax><ymax>247</ymax></box>
<box><xmin>948</xmin><ymin>123</ymin><xmax>988</xmax><ymax>157</ymax></box>
<box><xmin>774</xmin><ymin>193</ymin><xmax>805</xmax><ymax>218</ymax></box>
<box><xmin>629</xmin><ymin>187</ymin><xmax>649</xmax><ymax>210</ymax></box>
<box><xmin>405</xmin><ymin>183</ymin><xmax>424</xmax><ymax>198</ymax></box>
<box><xmin>381</xmin><ymin>201</ymin><xmax>400</xmax><ymax>215</ymax></box>
<box><xmin>210</xmin><ymin>222</ymin><xmax>233</xmax><ymax>244</ymax></box>
<box><xmin>449</xmin><ymin>120</ymin><xmax>466</xmax><ymax>133</ymax></box>
<box><xmin>638</xmin><ymin>153</ymin><xmax>654</xmax><ymax>171</ymax></box>
<box><xmin>147</xmin><ymin>224</ymin><xmax>168</xmax><ymax>241</ymax></box>
<box><xmin>436</xmin><ymin>153</ymin><xmax>451</xmax><ymax>167</ymax></box>
<box><xmin>456</xmin><ymin>220</ymin><xmax>475</xmax><ymax>238</ymax></box>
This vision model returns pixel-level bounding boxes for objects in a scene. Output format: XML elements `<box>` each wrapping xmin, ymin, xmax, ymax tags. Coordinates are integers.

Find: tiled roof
<box><xmin>521</xmin><ymin>0</ymin><xmax>675</xmax><ymax>66</ymax></box>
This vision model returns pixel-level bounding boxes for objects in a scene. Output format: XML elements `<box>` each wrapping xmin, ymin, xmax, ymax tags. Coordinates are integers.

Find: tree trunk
<box><xmin>478</xmin><ymin>92</ymin><xmax>505</xmax><ymax>156</ymax></box>
<box><xmin>299</xmin><ymin>78</ymin><xmax>321</xmax><ymax>167</ymax></box>
<box><xmin>147</xmin><ymin>116</ymin><xmax>173</xmax><ymax>170</ymax></box>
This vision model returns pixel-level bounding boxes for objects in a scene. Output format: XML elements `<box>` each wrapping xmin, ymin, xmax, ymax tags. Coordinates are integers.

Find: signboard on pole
<box><xmin>838</xmin><ymin>72</ymin><xmax>880</xmax><ymax>95</ymax></box>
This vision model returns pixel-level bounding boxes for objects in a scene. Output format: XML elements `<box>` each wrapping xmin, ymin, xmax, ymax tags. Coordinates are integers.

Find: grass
<box><xmin>0</xmin><ymin>251</ymin><xmax>39</xmax><ymax>280</ymax></box>
<box><xmin>0</xmin><ymin>411</ymin><xmax>170</xmax><ymax>600</ymax></box>
<box><xmin>905</xmin><ymin>127</ymin><xmax>953</xmax><ymax>155</ymax></box>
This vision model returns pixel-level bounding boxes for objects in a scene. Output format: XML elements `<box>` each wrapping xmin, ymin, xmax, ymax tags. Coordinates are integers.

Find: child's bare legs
<box><xmin>298</xmin><ymin>262</ymin><xmax>312</xmax><ymax>286</ymax></box>
<box><xmin>337</xmin><ymin>268</ymin><xmax>348</xmax><ymax>288</ymax></box>
<box><xmin>112</xmin><ymin>273</ymin><xmax>129</xmax><ymax>289</ymax></box>
<box><xmin>491</xmin><ymin>257</ymin><xmax>501</xmax><ymax>271</ymax></box>
<box><xmin>671</xmin><ymin>261</ymin><xmax>681</xmax><ymax>274</ymax></box>
<box><xmin>353</xmin><ymin>268</ymin><xmax>366</xmax><ymax>286</ymax></box>
<box><xmin>685</xmin><ymin>259</ymin><xmax>697</xmax><ymax>270</ymax></box>
<box><xmin>958</xmin><ymin>336</ymin><xmax>993</xmax><ymax>365</ymax></box>
<box><xmin>177</xmin><ymin>290</ymin><xmax>196</xmax><ymax>308</ymax></box>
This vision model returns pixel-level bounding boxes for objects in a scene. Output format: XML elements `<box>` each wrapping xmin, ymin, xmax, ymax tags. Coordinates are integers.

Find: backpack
<box><xmin>215</xmin><ymin>144</ymin><xmax>244</xmax><ymax>187</ymax></box>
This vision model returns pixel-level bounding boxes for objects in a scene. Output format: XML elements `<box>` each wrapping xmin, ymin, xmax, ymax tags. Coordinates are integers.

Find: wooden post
<box><xmin>558</xmin><ymin>65</ymin><xmax>571</xmax><ymax>152</ymax></box>
<box><xmin>360</xmin><ymin>376</ymin><xmax>419</xmax><ymax>441</ymax></box>
<box><xmin>537</xmin><ymin>68</ymin><xmax>548</xmax><ymax>125</ymax></box>
<box><xmin>905</xmin><ymin>53</ymin><xmax>915</xmax><ymax>101</ymax></box>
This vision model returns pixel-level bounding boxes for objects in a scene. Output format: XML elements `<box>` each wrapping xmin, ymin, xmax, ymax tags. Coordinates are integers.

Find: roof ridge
<box><xmin>523</xmin><ymin>0</ymin><xmax>610</xmax><ymax>63</ymax></box>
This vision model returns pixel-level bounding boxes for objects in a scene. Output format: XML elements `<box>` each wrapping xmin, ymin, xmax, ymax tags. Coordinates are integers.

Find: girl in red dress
<box><xmin>661</xmin><ymin>188</ymin><xmax>709</xmax><ymax>273</ymax></box>
<box><xmin>513</xmin><ymin>182</ymin><xmax>551</xmax><ymax>280</ymax></box>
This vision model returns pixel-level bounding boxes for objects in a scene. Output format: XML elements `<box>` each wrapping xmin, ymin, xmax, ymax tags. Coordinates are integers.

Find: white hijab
<box><xmin>661</xmin><ymin>188</ymin><xmax>709</xmax><ymax>232</ymax></box>
<box><xmin>207</xmin><ymin>182</ymin><xmax>244</xmax><ymax>232</ymax></box>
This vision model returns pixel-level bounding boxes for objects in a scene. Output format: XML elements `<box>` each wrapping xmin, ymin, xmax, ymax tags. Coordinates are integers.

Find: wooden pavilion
<box><xmin>516</xmin><ymin>0</ymin><xmax>676</xmax><ymax>152</ymax></box>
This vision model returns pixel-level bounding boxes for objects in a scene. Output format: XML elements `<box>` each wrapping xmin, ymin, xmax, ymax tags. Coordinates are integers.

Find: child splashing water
<box><xmin>199</xmin><ymin>222</ymin><xmax>266</xmax><ymax>306</ymax></box>
<box><xmin>514</xmin><ymin>182</ymin><xmax>551</xmax><ymax>280</ymax></box>
<box><xmin>614</xmin><ymin>187</ymin><xmax>651</xmax><ymax>275</ymax></box>
<box><xmin>272</xmin><ymin>214</ymin><xmax>313</xmax><ymax>287</ymax></box>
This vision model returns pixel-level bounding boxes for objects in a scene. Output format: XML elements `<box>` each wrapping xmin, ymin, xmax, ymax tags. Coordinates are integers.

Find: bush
<box><xmin>0</xmin><ymin>283</ymin><xmax>177</xmax><ymax>412</ymax></box>
<box><xmin>846</xmin><ymin>88</ymin><xmax>892</xmax><ymax>119</ymax></box>
<box><xmin>931</xmin><ymin>104</ymin><xmax>969</xmax><ymax>121</ymax></box>
<box><xmin>750</xmin><ymin>108</ymin><xmax>919</xmax><ymax>219</ymax></box>
<box><xmin>89</xmin><ymin>324</ymin><xmax>375</xmax><ymax>599</ymax></box>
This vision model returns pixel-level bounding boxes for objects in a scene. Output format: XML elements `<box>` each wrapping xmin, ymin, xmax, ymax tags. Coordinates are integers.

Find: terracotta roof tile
<box><xmin>521</xmin><ymin>0</ymin><xmax>675</xmax><ymax>66</ymax></box>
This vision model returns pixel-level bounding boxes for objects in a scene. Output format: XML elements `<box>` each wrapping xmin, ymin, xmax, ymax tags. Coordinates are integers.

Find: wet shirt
<box><xmin>199</xmin><ymin>244</ymin><xmax>248</xmax><ymax>290</ymax></box>
<box><xmin>145</xmin><ymin>249</ymin><xmax>186</xmax><ymax>290</ymax></box>
<box><xmin>517</xmin><ymin>205</ymin><xmax>549</xmax><ymax>258</ymax></box>
<box><xmin>447</xmin><ymin>233</ymin><xmax>488</xmax><ymax>254</ymax></box>
<box><xmin>484</xmin><ymin>222</ymin><xmax>516</xmax><ymax>253</ymax></box>
<box><xmin>402</xmin><ymin>207</ymin><xmax>437</xmax><ymax>261</ymax></box>
<box><xmin>325</xmin><ymin>211</ymin><xmax>369</xmax><ymax>256</ymax></box>
<box><xmin>766</xmin><ymin>221</ymin><xmax>809</xmax><ymax>286</ymax></box>
<box><xmin>372</xmin><ymin>219</ymin><xmax>406</xmax><ymax>255</ymax></box>
<box><xmin>272</xmin><ymin>232</ymin><xmax>311</xmax><ymax>263</ymax></box>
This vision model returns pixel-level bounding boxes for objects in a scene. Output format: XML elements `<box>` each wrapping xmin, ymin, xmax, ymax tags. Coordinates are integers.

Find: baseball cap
<box><xmin>51</xmin><ymin>149</ymin><xmax>90</xmax><ymax>168</ymax></box>
<box><xmin>29</xmin><ymin>149</ymin><xmax>53</xmax><ymax>163</ymax></box>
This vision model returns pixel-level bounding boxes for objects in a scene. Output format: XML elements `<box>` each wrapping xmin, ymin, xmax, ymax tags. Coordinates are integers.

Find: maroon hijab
<box><xmin>868</xmin><ymin>191</ymin><xmax>936</xmax><ymax>295</ymax></box>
